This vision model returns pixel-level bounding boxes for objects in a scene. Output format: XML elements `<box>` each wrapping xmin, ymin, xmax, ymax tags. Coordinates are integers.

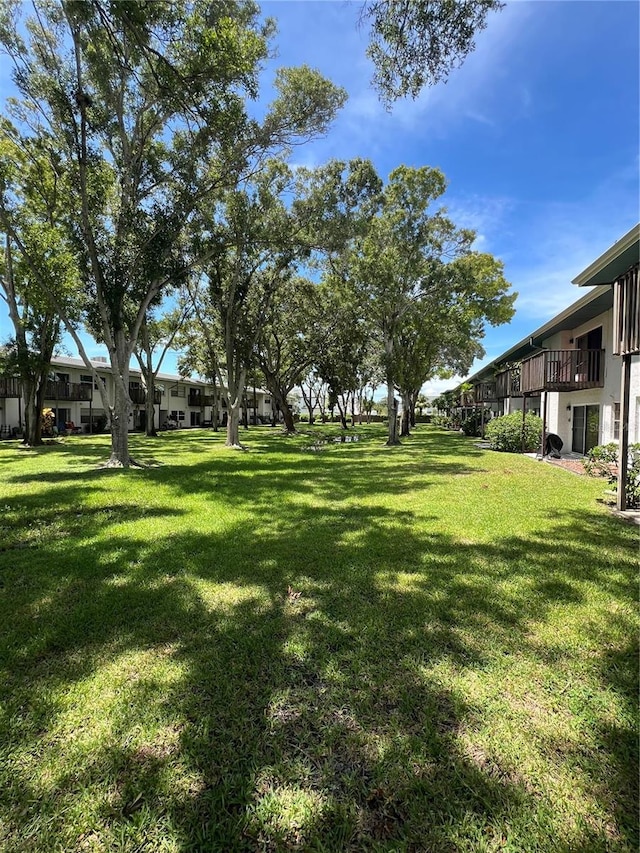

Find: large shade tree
<box><xmin>0</xmin><ymin>0</ymin><xmax>339</xmax><ymax>465</ymax></box>
<box><xmin>0</xmin><ymin>129</ymin><xmax>81</xmax><ymax>447</ymax></box>
<box><xmin>350</xmin><ymin>165</ymin><xmax>515</xmax><ymax>445</ymax></box>
<box><xmin>255</xmin><ymin>276</ymin><xmax>319</xmax><ymax>434</ymax></box>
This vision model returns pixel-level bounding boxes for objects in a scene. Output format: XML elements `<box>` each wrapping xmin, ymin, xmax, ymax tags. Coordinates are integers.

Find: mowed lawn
<box><xmin>0</xmin><ymin>425</ymin><xmax>637</xmax><ymax>853</ymax></box>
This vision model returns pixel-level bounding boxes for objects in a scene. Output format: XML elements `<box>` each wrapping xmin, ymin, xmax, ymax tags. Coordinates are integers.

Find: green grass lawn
<box><xmin>0</xmin><ymin>425</ymin><xmax>637</xmax><ymax>852</ymax></box>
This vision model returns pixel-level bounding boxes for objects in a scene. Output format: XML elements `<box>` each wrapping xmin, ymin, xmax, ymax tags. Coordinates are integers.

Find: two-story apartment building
<box><xmin>451</xmin><ymin>224</ymin><xmax>640</xmax><ymax>456</ymax></box>
<box><xmin>0</xmin><ymin>356</ymin><xmax>275</xmax><ymax>434</ymax></box>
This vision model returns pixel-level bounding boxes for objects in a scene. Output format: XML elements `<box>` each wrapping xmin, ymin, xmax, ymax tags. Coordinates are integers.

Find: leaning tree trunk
<box><xmin>268</xmin><ymin>381</ymin><xmax>296</xmax><ymax>433</ymax></box>
<box><xmin>386</xmin><ymin>381</ymin><xmax>399</xmax><ymax>445</ymax></box>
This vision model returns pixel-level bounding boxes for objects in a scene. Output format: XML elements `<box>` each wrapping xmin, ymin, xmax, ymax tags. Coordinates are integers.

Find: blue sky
<box><xmin>1</xmin><ymin>1</ymin><xmax>638</xmax><ymax>397</ymax></box>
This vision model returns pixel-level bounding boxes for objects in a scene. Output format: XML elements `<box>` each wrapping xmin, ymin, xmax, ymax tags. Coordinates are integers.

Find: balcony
<box><xmin>0</xmin><ymin>377</ymin><xmax>21</xmax><ymax>398</ymax></box>
<box><xmin>495</xmin><ymin>368</ymin><xmax>521</xmax><ymax>399</ymax></box>
<box><xmin>520</xmin><ymin>349</ymin><xmax>604</xmax><ymax>394</ymax></box>
<box><xmin>474</xmin><ymin>381</ymin><xmax>497</xmax><ymax>403</ymax></box>
<box><xmin>45</xmin><ymin>381</ymin><xmax>93</xmax><ymax>401</ymax></box>
<box><xmin>129</xmin><ymin>387</ymin><xmax>162</xmax><ymax>405</ymax></box>
<box><xmin>188</xmin><ymin>392</ymin><xmax>214</xmax><ymax>407</ymax></box>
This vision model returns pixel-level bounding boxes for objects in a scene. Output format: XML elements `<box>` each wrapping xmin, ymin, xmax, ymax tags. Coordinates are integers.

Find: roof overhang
<box><xmin>572</xmin><ymin>223</ymin><xmax>640</xmax><ymax>287</ymax></box>
<box><xmin>460</xmin><ymin>284</ymin><xmax>613</xmax><ymax>387</ymax></box>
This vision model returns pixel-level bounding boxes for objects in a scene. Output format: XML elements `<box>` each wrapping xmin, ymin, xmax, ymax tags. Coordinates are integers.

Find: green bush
<box><xmin>583</xmin><ymin>442</ymin><xmax>640</xmax><ymax>509</ymax></box>
<box><xmin>582</xmin><ymin>443</ymin><xmax>618</xmax><ymax>477</ymax></box>
<box><xmin>484</xmin><ymin>412</ymin><xmax>543</xmax><ymax>453</ymax></box>
<box><xmin>460</xmin><ymin>412</ymin><xmax>485</xmax><ymax>437</ymax></box>
<box><xmin>431</xmin><ymin>414</ymin><xmax>450</xmax><ymax>428</ymax></box>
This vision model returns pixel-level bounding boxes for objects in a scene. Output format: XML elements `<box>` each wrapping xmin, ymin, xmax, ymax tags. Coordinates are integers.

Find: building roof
<box><xmin>572</xmin><ymin>223</ymin><xmax>640</xmax><ymax>287</ymax></box>
<box><xmin>50</xmin><ymin>355</ymin><xmax>209</xmax><ymax>386</ymax></box>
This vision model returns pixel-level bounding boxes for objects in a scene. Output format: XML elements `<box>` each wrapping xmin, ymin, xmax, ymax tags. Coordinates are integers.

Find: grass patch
<box><xmin>0</xmin><ymin>425</ymin><xmax>637</xmax><ymax>851</ymax></box>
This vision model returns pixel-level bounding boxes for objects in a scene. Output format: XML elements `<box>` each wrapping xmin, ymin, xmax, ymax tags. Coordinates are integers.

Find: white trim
<box><xmin>572</xmin><ymin>223</ymin><xmax>640</xmax><ymax>286</ymax></box>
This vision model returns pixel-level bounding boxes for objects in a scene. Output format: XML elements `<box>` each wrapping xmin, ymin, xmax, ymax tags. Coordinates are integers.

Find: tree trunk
<box><xmin>269</xmin><ymin>380</ymin><xmax>296</xmax><ymax>433</ymax></box>
<box><xmin>300</xmin><ymin>384</ymin><xmax>316</xmax><ymax>425</ymax></box>
<box><xmin>22</xmin><ymin>379</ymin><xmax>42</xmax><ymax>447</ymax></box>
<box><xmin>212</xmin><ymin>376</ymin><xmax>219</xmax><ymax>431</ymax></box>
<box><xmin>336</xmin><ymin>396</ymin><xmax>348</xmax><ymax>430</ymax></box>
<box><xmin>107</xmin><ymin>373</ymin><xmax>134</xmax><ymax>466</ymax></box>
<box><xmin>386</xmin><ymin>383</ymin><xmax>399</xmax><ymax>445</ymax></box>
<box><xmin>385</xmin><ymin>337</ymin><xmax>400</xmax><ymax>445</ymax></box>
<box><xmin>104</xmin><ymin>331</ymin><xmax>138</xmax><ymax>467</ymax></box>
<box><xmin>227</xmin><ymin>399</ymin><xmax>241</xmax><ymax>446</ymax></box>
<box><xmin>145</xmin><ymin>376</ymin><xmax>157</xmax><ymax>437</ymax></box>
<box><xmin>400</xmin><ymin>391</ymin><xmax>411</xmax><ymax>437</ymax></box>
<box><xmin>225</xmin><ymin>368</ymin><xmax>246</xmax><ymax>448</ymax></box>
<box><xmin>242</xmin><ymin>395</ymin><xmax>249</xmax><ymax>429</ymax></box>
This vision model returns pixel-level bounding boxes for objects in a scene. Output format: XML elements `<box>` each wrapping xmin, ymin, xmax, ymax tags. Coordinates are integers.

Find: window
<box><xmin>613</xmin><ymin>402</ymin><xmax>620</xmax><ymax>441</ymax></box>
<box><xmin>171</xmin><ymin>410</ymin><xmax>185</xmax><ymax>421</ymax></box>
<box><xmin>264</xmin><ymin>397</ymin><xmax>271</xmax><ymax>405</ymax></box>
<box><xmin>55</xmin><ymin>372</ymin><xmax>70</xmax><ymax>383</ymax></box>
<box><xmin>190</xmin><ymin>411</ymin><xmax>200</xmax><ymax>427</ymax></box>
<box><xmin>171</xmin><ymin>385</ymin><xmax>185</xmax><ymax>398</ymax></box>
<box><xmin>80</xmin><ymin>374</ymin><xmax>99</xmax><ymax>390</ymax></box>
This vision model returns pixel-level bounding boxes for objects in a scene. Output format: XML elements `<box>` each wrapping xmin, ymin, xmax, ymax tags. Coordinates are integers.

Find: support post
<box><xmin>521</xmin><ymin>395</ymin><xmax>528</xmax><ymax>452</ymax></box>
<box><xmin>617</xmin><ymin>354</ymin><xmax>632</xmax><ymax>512</ymax></box>
<box><xmin>540</xmin><ymin>391</ymin><xmax>547</xmax><ymax>459</ymax></box>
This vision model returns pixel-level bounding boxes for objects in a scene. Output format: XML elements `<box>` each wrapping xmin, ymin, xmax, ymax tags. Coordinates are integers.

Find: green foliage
<box><xmin>363</xmin><ymin>0</ymin><xmax>504</xmax><ymax>103</ymax></box>
<box><xmin>460</xmin><ymin>411</ymin><xmax>484</xmax><ymax>436</ymax></box>
<box><xmin>583</xmin><ymin>442</ymin><xmax>640</xmax><ymax>509</ymax></box>
<box><xmin>485</xmin><ymin>412</ymin><xmax>543</xmax><ymax>453</ymax></box>
<box><xmin>582</xmin><ymin>443</ymin><xmax>619</xmax><ymax>477</ymax></box>
<box><xmin>343</xmin><ymin>163</ymin><xmax>515</xmax><ymax>444</ymax></box>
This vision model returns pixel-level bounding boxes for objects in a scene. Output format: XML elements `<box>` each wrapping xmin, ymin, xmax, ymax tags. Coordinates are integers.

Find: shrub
<box><xmin>460</xmin><ymin>412</ymin><xmax>485</xmax><ymax>437</ymax></box>
<box><xmin>484</xmin><ymin>412</ymin><xmax>543</xmax><ymax>453</ymax></box>
<box><xmin>583</xmin><ymin>442</ymin><xmax>640</xmax><ymax>509</ymax></box>
<box><xmin>431</xmin><ymin>414</ymin><xmax>450</xmax><ymax>428</ymax></box>
<box><xmin>582</xmin><ymin>443</ymin><xmax>618</xmax><ymax>477</ymax></box>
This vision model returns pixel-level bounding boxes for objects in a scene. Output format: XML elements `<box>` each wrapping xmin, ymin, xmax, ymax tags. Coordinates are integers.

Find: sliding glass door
<box><xmin>572</xmin><ymin>405</ymin><xmax>600</xmax><ymax>454</ymax></box>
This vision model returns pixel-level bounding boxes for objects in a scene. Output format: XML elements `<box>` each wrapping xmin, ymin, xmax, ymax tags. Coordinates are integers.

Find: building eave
<box><xmin>572</xmin><ymin>223</ymin><xmax>640</xmax><ymax>287</ymax></box>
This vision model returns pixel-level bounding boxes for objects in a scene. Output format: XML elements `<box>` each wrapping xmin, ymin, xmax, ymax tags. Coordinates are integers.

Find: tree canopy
<box><xmin>361</xmin><ymin>0</ymin><xmax>504</xmax><ymax>103</ymax></box>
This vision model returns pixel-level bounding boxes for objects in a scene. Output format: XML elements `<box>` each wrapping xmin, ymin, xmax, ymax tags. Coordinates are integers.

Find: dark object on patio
<box><xmin>545</xmin><ymin>433</ymin><xmax>563</xmax><ymax>458</ymax></box>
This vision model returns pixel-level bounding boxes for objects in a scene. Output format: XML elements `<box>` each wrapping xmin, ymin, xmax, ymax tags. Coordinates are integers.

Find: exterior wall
<box><xmin>541</xmin><ymin>309</ymin><xmax>639</xmax><ymax>453</ymax></box>
<box><xmin>0</xmin><ymin>357</ymin><xmax>274</xmax><ymax>434</ymax></box>
<box><xmin>0</xmin><ymin>397</ymin><xmax>20</xmax><ymax>430</ymax></box>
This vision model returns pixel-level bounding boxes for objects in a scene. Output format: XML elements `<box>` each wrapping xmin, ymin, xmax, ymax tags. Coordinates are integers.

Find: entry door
<box><xmin>572</xmin><ymin>405</ymin><xmax>600</xmax><ymax>454</ymax></box>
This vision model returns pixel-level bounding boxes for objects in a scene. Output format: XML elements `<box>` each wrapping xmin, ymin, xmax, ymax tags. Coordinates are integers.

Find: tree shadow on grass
<box><xmin>1</xmin><ymin>468</ymin><xmax>637</xmax><ymax>853</ymax></box>
<box><xmin>1</xmin><ymin>423</ymin><xmax>637</xmax><ymax>849</ymax></box>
